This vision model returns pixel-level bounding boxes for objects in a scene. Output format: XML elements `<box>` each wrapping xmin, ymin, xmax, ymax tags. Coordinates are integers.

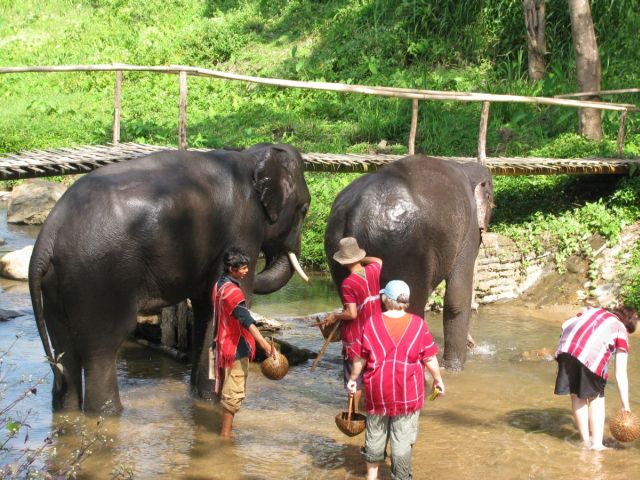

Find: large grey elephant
<box><xmin>324</xmin><ymin>155</ymin><xmax>493</xmax><ymax>370</ymax></box>
<box><xmin>29</xmin><ymin>143</ymin><xmax>310</xmax><ymax>413</ymax></box>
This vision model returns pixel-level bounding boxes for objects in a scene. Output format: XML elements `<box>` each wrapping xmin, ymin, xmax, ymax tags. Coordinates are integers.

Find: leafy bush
<box><xmin>621</xmin><ymin>242</ymin><xmax>640</xmax><ymax>310</ymax></box>
<box><xmin>301</xmin><ymin>172</ymin><xmax>360</xmax><ymax>268</ymax></box>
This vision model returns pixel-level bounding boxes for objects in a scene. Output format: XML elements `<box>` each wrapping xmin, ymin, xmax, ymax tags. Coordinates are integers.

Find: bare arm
<box><xmin>248</xmin><ymin>324</ymin><xmax>276</xmax><ymax>358</ymax></box>
<box><xmin>347</xmin><ymin>356</ymin><xmax>366</xmax><ymax>394</ymax></box>
<box><xmin>615</xmin><ymin>352</ymin><xmax>630</xmax><ymax>411</ymax></box>
<box><xmin>326</xmin><ymin>303</ymin><xmax>357</xmax><ymax>324</ymax></box>
<box><xmin>361</xmin><ymin>256</ymin><xmax>382</xmax><ymax>266</ymax></box>
<box><xmin>424</xmin><ymin>356</ymin><xmax>445</xmax><ymax>395</ymax></box>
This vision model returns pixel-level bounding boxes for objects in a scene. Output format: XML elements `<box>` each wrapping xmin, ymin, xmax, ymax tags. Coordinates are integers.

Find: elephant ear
<box><xmin>459</xmin><ymin>163</ymin><xmax>494</xmax><ymax>232</ymax></box>
<box><xmin>474</xmin><ymin>181</ymin><xmax>492</xmax><ymax>232</ymax></box>
<box><xmin>253</xmin><ymin>147</ymin><xmax>295</xmax><ymax>224</ymax></box>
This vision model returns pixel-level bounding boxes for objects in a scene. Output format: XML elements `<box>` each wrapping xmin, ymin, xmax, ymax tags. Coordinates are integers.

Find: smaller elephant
<box><xmin>325</xmin><ymin>155</ymin><xmax>493</xmax><ymax>370</ymax></box>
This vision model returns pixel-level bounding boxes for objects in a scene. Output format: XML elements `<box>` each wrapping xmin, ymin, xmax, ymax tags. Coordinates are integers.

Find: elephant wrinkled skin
<box><xmin>29</xmin><ymin>143</ymin><xmax>310</xmax><ymax>413</ymax></box>
<box><xmin>324</xmin><ymin>155</ymin><xmax>493</xmax><ymax>370</ymax></box>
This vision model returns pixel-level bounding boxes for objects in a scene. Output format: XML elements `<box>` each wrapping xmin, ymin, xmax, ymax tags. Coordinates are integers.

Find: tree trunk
<box><xmin>568</xmin><ymin>0</ymin><xmax>602</xmax><ymax>140</ymax></box>
<box><xmin>522</xmin><ymin>0</ymin><xmax>546</xmax><ymax>81</ymax></box>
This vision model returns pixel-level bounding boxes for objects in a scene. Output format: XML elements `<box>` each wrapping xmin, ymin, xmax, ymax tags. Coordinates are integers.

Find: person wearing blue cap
<box><xmin>347</xmin><ymin>279</ymin><xmax>444</xmax><ymax>480</ymax></box>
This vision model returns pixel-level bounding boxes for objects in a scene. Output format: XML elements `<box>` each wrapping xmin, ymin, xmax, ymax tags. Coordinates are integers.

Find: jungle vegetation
<box><xmin>0</xmin><ymin>0</ymin><xmax>639</xmax><ymax>308</ymax></box>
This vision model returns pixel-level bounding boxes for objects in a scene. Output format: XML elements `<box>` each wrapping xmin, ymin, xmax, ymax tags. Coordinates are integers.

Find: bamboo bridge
<box><xmin>1</xmin><ymin>64</ymin><xmax>639</xmax><ymax>180</ymax></box>
<box><xmin>2</xmin><ymin>142</ymin><xmax>640</xmax><ymax>180</ymax></box>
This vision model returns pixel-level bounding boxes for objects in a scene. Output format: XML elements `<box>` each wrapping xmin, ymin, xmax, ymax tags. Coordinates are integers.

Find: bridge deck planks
<box><xmin>1</xmin><ymin>143</ymin><xmax>639</xmax><ymax>180</ymax></box>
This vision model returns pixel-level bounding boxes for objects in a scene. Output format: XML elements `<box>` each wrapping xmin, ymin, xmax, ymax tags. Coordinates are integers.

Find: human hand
<box><xmin>347</xmin><ymin>379</ymin><xmax>357</xmax><ymax>394</ymax></box>
<box><xmin>432</xmin><ymin>379</ymin><xmax>445</xmax><ymax>396</ymax></box>
<box><xmin>324</xmin><ymin>313</ymin><xmax>336</xmax><ymax>325</ymax></box>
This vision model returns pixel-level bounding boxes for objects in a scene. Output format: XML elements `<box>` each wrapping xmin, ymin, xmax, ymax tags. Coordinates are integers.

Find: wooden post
<box><xmin>617</xmin><ymin>110</ymin><xmax>627</xmax><ymax>158</ymax></box>
<box><xmin>477</xmin><ymin>101</ymin><xmax>490</xmax><ymax>164</ymax></box>
<box><xmin>112</xmin><ymin>70</ymin><xmax>122</xmax><ymax>144</ymax></box>
<box><xmin>408</xmin><ymin>99</ymin><xmax>419</xmax><ymax>155</ymax></box>
<box><xmin>178</xmin><ymin>70</ymin><xmax>188</xmax><ymax>150</ymax></box>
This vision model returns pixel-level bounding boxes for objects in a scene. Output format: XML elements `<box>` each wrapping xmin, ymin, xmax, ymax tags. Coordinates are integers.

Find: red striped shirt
<box><xmin>351</xmin><ymin>312</ymin><xmax>439</xmax><ymax>416</ymax></box>
<box><xmin>340</xmin><ymin>262</ymin><xmax>382</xmax><ymax>359</ymax></box>
<box><xmin>556</xmin><ymin>307</ymin><xmax>629</xmax><ymax>379</ymax></box>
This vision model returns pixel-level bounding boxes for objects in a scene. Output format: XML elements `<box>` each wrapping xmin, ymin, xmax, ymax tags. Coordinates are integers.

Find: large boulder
<box><xmin>7</xmin><ymin>179</ymin><xmax>67</xmax><ymax>225</ymax></box>
<box><xmin>0</xmin><ymin>245</ymin><xmax>33</xmax><ymax>280</ymax></box>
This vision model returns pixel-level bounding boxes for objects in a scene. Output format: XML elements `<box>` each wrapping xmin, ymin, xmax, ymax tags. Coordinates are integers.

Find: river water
<box><xmin>1</xmin><ymin>207</ymin><xmax>639</xmax><ymax>479</ymax></box>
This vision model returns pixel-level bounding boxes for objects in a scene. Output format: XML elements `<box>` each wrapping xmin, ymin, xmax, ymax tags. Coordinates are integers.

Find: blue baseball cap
<box><xmin>380</xmin><ymin>280</ymin><xmax>410</xmax><ymax>301</ymax></box>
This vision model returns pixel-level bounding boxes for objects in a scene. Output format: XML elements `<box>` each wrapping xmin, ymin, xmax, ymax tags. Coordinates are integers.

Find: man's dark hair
<box><xmin>223</xmin><ymin>247</ymin><xmax>250</xmax><ymax>271</ymax></box>
<box><xmin>612</xmin><ymin>305</ymin><xmax>638</xmax><ymax>334</ymax></box>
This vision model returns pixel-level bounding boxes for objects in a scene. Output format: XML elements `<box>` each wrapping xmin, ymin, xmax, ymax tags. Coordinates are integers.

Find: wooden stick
<box><xmin>178</xmin><ymin>71</ymin><xmax>187</xmax><ymax>150</ymax></box>
<box><xmin>555</xmin><ymin>88</ymin><xmax>640</xmax><ymax>98</ymax></box>
<box><xmin>408</xmin><ymin>99</ymin><xmax>419</xmax><ymax>155</ymax></box>
<box><xmin>112</xmin><ymin>70</ymin><xmax>122</xmax><ymax>145</ymax></box>
<box><xmin>617</xmin><ymin>110</ymin><xmax>628</xmax><ymax>158</ymax></box>
<box><xmin>310</xmin><ymin>320</ymin><xmax>341</xmax><ymax>372</ymax></box>
<box><xmin>0</xmin><ymin>64</ymin><xmax>635</xmax><ymax>111</ymax></box>
<box><xmin>477</xmin><ymin>101</ymin><xmax>490</xmax><ymax>165</ymax></box>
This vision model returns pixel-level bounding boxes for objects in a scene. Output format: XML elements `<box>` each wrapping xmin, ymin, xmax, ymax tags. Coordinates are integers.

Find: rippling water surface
<box><xmin>1</xmin><ymin>207</ymin><xmax>639</xmax><ymax>479</ymax></box>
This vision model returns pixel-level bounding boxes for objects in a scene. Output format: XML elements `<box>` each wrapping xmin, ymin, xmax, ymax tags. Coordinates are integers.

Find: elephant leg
<box><xmin>83</xmin><ymin>351</ymin><xmax>122</xmax><ymax>414</ymax></box>
<box><xmin>442</xmin><ymin>258</ymin><xmax>476</xmax><ymax>371</ymax></box>
<box><xmin>73</xmin><ymin>304</ymin><xmax>135</xmax><ymax>414</ymax></box>
<box><xmin>47</xmin><ymin>325</ymin><xmax>83</xmax><ymax>411</ymax></box>
<box><xmin>42</xmin><ymin>275</ymin><xmax>82</xmax><ymax>411</ymax></box>
<box><xmin>191</xmin><ymin>296</ymin><xmax>214</xmax><ymax>399</ymax></box>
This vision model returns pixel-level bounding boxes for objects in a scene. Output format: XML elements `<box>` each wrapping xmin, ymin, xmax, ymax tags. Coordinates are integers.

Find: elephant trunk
<box><xmin>253</xmin><ymin>252</ymin><xmax>295</xmax><ymax>294</ymax></box>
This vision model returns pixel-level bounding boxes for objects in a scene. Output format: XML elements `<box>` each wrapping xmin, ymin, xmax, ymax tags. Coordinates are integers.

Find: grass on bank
<box><xmin>1</xmin><ymin>0</ymin><xmax>639</xmax><ymax>307</ymax></box>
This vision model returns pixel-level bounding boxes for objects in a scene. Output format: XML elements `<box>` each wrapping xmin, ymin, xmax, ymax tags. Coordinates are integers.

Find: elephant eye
<box><xmin>301</xmin><ymin>204</ymin><xmax>309</xmax><ymax>216</ymax></box>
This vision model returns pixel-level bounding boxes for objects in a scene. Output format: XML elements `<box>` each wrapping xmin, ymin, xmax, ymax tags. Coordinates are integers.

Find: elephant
<box><xmin>29</xmin><ymin>143</ymin><xmax>311</xmax><ymax>413</ymax></box>
<box><xmin>324</xmin><ymin>155</ymin><xmax>493</xmax><ymax>370</ymax></box>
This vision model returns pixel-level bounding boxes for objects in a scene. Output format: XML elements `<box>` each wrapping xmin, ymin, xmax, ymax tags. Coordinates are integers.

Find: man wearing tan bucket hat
<box><xmin>325</xmin><ymin>237</ymin><xmax>382</xmax><ymax>411</ymax></box>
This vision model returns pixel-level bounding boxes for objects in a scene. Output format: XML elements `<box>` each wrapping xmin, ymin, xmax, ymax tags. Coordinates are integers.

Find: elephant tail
<box><xmin>28</xmin><ymin>236</ymin><xmax>62</xmax><ymax>389</ymax></box>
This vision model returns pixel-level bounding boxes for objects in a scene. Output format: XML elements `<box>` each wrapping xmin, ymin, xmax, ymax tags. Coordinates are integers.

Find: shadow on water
<box><xmin>504</xmin><ymin>407</ymin><xmax>575</xmax><ymax>440</ymax></box>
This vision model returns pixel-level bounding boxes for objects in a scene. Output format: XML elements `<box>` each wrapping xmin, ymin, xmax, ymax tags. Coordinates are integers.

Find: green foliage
<box><xmin>621</xmin><ymin>242</ymin><xmax>640</xmax><ymax>311</ymax></box>
<box><xmin>301</xmin><ymin>172</ymin><xmax>360</xmax><ymax>268</ymax></box>
<box><xmin>493</xmin><ymin>174</ymin><xmax>640</xmax><ymax>280</ymax></box>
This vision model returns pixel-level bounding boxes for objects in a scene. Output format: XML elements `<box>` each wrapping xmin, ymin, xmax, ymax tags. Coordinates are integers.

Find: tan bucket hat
<box><xmin>333</xmin><ymin>237</ymin><xmax>366</xmax><ymax>265</ymax></box>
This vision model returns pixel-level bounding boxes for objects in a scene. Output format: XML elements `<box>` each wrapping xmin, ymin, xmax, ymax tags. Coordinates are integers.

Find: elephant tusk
<box><xmin>288</xmin><ymin>252</ymin><xmax>310</xmax><ymax>284</ymax></box>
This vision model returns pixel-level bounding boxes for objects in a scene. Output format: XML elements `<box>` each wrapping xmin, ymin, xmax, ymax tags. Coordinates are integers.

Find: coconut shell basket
<box><xmin>609</xmin><ymin>410</ymin><xmax>640</xmax><ymax>443</ymax></box>
<box><xmin>260</xmin><ymin>339</ymin><xmax>289</xmax><ymax>381</ymax></box>
<box><xmin>335</xmin><ymin>395</ymin><xmax>366</xmax><ymax>437</ymax></box>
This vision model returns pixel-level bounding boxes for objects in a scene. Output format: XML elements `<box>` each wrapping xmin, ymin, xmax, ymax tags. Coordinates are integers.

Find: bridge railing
<box><xmin>1</xmin><ymin>64</ymin><xmax>637</xmax><ymax>162</ymax></box>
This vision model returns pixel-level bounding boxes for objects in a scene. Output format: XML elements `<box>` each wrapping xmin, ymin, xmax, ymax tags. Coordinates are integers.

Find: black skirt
<box><xmin>554</xmin><ymin>353</ymin><xmax>606</xmax><ymax>399</ymax></box>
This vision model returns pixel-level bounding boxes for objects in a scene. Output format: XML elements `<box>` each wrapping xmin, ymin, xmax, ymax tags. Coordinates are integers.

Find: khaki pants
<box><xmin>221</xmin><ymin>357</ymin><xmax>249</xmax><ymax>413</ymax></box>
<box><xmin>364</xmin><ymin>411</ymin><xmax>420</xmax><ymax>480</ymax></box>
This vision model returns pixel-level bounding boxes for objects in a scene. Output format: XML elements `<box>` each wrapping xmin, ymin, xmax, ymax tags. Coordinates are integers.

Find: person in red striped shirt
<box><xmin>325</xmin><ymin>237</ymin><xmax>383</xmax><ymax>412</ymax></box>
<box><xmin>554</xmin><ymin>305</ymin><xmax>638</xmax><ymax>450</ymax></box>
<box><xmin>347</xmin><ymin>280</ymin><xmax>444</xmax><ymax>480</ymax></box>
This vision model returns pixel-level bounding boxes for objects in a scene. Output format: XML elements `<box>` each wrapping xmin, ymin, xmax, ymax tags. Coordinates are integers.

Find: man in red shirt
<box><xmin>212</xmin><ymin>248</ymin><xmax>276</xmax><ymax>438</ymax></box>
<box><xmin>348</xmin><ymin>280</ymin><xmax>444</xmax><ymax>480</ymax></box>
<box><xmin>325</xmin><ymin>237</ymin><xmax>382</xmax><ymax>411</ymax></box>
<box><xmin>554</xmin><ymin>305</ymin><xmax>637</xmax><ymax>450</ymax></box>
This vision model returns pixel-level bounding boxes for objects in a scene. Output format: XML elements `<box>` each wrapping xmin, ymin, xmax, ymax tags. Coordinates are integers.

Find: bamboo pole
<box><xmin>0</xmin><ymin>64</ymin><xmax>635</xmax><ymax>112</ymax></box>
<box><xmin>617</xmin><ymin>110</ymin><xmax>628</xmax><ymax>158</ymax></box>
<box><xmin>556</xmin><ymin>88</ymin><xmax>640</xmax><ymax>98</ymax></box>
<box><xmin>408</xmin><ymin>99</ymin><xmax>419</xmax><ymax>155</ymax></box>
<box><xmin>178</xmin><ymin>71</ymin><xmax>187</xmax><ymax>150</ymax></box>
<box><xmin>112</xmin><ymin>70</ymin><xmax>122</xmax><ymax>145</ymax></box>
<box><xmin>477</xmin><ymin>101</ymin><xmax>490</xmax><ymax>164</ymax></box>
